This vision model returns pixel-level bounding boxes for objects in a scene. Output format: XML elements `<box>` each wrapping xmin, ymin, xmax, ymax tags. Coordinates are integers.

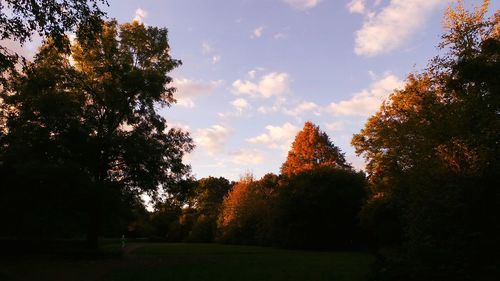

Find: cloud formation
<box><xmin>273</xmin><ymin>33</ymin><xmax>288</xmax><ymax>40</ymax></box>
<box><xmin>133</xmin><ymin>8</ymin><xmax>148</xmax><ymax>23</ymax></box>
<box><xmin>172</xmin><ymin>78</ymin><xmax>223</xmax><ymax>108</ymax></box>
<box><xmin>247</xmin><ymin>122</ymin><xmax>299</xmax><ymax>151</ymax></box>
<box><xmin>252</xmin><ymin>26</ymin><xmax>265</xmax><ymax>38</ymax></box>
<box><xmin>201</xmin><ymin>41</ymin><xmax>221</xmax><ymax>64</ymax></box>
<box><xmin>231</xmin><ymin>98</ymin><xmax>251</xmax><ymax>112</ymax></box>
<box><xmin>194</xmin><ymin>125</ymin><xmax>232</xmax><ymax>155</ymax></box>
<box><xmin>232</xmin><ymin>72</ymin><xmax>290</xmax><ymax>98</ymax></box>
<box><xmin>352</xmin><ymin>0</ymin><xmax>443</xmax><ymax>56</ymax></box>
<box><xmin>327</xmin><ymin>74</ymin><xmax>403</xmax><ymax>116</ymax></box>
<box><xmin>283</xmin><ymin>101</ymin><xmax>319</xmax><ymax>116</ymax></box>
<box><xmin>230</xmin><ymin>149</ymin><xmax>265</xmax><ymax>165</ymax></box>
<box><xmin>347</xmin><ymin>0</ymin><xmax>366</xmax><ymax>14</ymax></box>
<box><xmin>282</xmin><ymin>0</ymin><xmax>322</xmax><ymax>10</ymax></box>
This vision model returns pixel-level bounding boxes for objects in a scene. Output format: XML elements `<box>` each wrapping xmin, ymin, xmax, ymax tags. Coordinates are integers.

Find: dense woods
<box><xmin>352</xmin><ymin>3</ymin><xmax>500</xmax><ymax>279</ymax></box>
<box><xmin>0</xmin><ymin>1</ymin><xmax>498</xmax><ymax>280</ymax></box>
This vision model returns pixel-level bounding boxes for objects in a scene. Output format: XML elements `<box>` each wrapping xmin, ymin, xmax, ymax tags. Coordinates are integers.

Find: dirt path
<box><xmin>122</xmin><ymin>243</ymin><xmax>144</xmax><ymax>256</ymax></box>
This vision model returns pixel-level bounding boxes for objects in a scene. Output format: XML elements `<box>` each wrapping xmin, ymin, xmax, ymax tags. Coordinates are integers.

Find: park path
<box><xmin>122</xmin><ymin>243</ymin><xmax>145</xmax><ymax>257</ymax></box>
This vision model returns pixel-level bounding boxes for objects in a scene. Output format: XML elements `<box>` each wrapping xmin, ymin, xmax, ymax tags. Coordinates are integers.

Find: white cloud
<box><xmin>252</xmin><ymin>26</ymin><xmax>265</xmax><ymax>38</ymax></box>
<box><xmin>202</xmin><ymin>42</ymin><xmax>213</xmax><ymax>55</ymax></box>
<box><xmin>231</xmin><ymin>98</ymin><xmax>250</xmax><ymax>112</ymax></box>
<box><xmin>230</xmin><ymin>149</ymin><xmax>265</xmax><ymax>165</ymax></box>
<box><xmin>257</xmin><ymin>105</ymin><xmax>279</xmax><ymax>114</ymax></box>
<box><xmin>282</xmin><ymin>0</ymin><xmax>322</xmax><ymax>10</ymax></box>
<box><xmin>232</xmin><ymin>72</ymin><xmax>290</xmax><ymax>98</ymax></box>
<box><xmin>247</xmin><ymin>122</ymin><xmax>299</xmax><ymax>151</ymax></box>
<box><xmin>201</xmin><ymin>41</ymin><xmax>221</xmax><ymax>64</ymax></box>
<box><xmin>327</xmin><ymin>74</ymin><xmax>403</xmax><ymax>116</ymax></box>
<box><xmin>211</xmin><ymin>55</ymin><xmax>221</xmax><ymax>64</ymax></box>
<box><xmin>273</xmin><ymin>33</ymin><xmax>288</xmax><ymax>40</ymax></box>
<box><xmin>283</xmin><ymin>101</ymin><xmax>318</xmax><ymax>116</ymax></box>
<box><xmin>172</xmin><ymin>78</ymin><xmax>223</xmax><ymax>108</ymax></box>
<box><xmin>194</xmin><ymin>125</ymin><xmax>232</xmax><ymax>155</ymax></box>
<box><xmin>133</xmin><ymin>8</ymin><xmax>148</xmax><ymax>23</ymax></box>
<box><xmin>247</xmin><ymin>67</ymin><xmax>265</xmax><ymax>79</ymax></box>
<box><xmin>248</xmin><ymin>70</ymin><xmax>258</xmax><ymax>79</ymax></box>
<box><xmin>324</xmin><ymin>121</ymin><xmax>345</xmax><ymax>131</ymax></box>
<box><xmin>353</xmin><ymin>0</ymin><xmax>444</xmax><ymax>56</ymax></box>
<box><xmin>347</xmin><ymin>0</ymin><xmax>366</xmax><ymax>14</ymax></box>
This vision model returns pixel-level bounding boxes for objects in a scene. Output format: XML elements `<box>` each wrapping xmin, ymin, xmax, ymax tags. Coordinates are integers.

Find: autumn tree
<box><xmin>352</xmin><ymin>1</ymin><xmax>499</xmax><ymax>279</ymax></box>
<box><xmin>217</xmin><ymin>173</ymin><xmax>279</xmax><ymax>244</ymax></box>
<box><xmin>281</xmin><ymin>122</ymin><xmax>350</xmax><ymax>176</ymax></box>
<box><xmin>0</xmin><ymin>21</ymin><xmax>193</xmax><ymax>247</ymax></box>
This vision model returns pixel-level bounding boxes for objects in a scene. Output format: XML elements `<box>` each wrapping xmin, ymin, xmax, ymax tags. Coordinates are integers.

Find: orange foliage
<box><xmin>218</xmin><ymin>174</ymin><xmax>254</xmax><ymax>228</ymax></box>
<box><xmin>281</xmin><ymin>122</ymin><xmax>350</xmax><ymax>176</ymax></box>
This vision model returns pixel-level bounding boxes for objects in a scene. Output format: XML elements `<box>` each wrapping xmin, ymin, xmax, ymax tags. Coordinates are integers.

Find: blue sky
<box><xmin>7</xmin><ymin>0</ymin><xmax>498</xmax><ymax>181</ymax></box>
<box><xmin>100</xmin><ymin>0</ymin><xmax>499</xmax><ymax>181</ymax></box>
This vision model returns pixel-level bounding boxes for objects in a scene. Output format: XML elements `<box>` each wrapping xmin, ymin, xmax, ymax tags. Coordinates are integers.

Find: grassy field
<box><xmin>1</xmin><ymin>243</ymin><xmax>374</xmax><ymax>281</ymax></box>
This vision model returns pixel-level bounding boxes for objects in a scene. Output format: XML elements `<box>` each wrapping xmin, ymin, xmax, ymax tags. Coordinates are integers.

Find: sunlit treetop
<box><xmin>281</xmin><ymin>122</ymin><xmax>351</xmax><ymax>176</ymax></box>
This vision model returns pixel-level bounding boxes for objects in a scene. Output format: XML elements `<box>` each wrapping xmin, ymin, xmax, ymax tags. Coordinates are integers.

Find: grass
<box><xmin>0</xmin><ymin>243</ymin><xmax>374</xmax><ymax>281</ymax></box>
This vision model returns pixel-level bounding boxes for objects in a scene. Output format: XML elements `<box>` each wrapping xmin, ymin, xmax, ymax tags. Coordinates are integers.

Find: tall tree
<box><xmin>352</xmin><ymin>1</ymin><xmax>499</xmax><ymax>279</ymax></box>
<box><xmin>0</xmin><ymin>0</ymin><xmax>107</xmax><ymax>72</ymax></box>
<box><xmin>0</xmin><ymin>21</ymin><xmax>194</xmax><ymax>247</ymax></box>
<box><xmin>217</xmin><ymin>173</ymin><xmax>279</xmax><ymax>245</ymax></box>
<box><xmin>186</xmin><ymin>177</ymin><xmax>232</xmax><ymax>242</ymax></box>
<box><xmin>281</xmin><ymin>121</ymin><xmax>350</xmax><ymax>176</ymax></box>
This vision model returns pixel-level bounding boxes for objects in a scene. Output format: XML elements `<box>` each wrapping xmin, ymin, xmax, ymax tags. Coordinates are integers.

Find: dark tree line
<box><xmin>1</xmin><ymin>2</ymin><xmax>498</xmax><ymax>281</ymax></box>
<box><xmin>0</xmin><ymin>20</ymin><xmax>193</xmax><ymax>247</ymax></box>
<box><xmin>353</xmin><ymin>2</ymin><xmax>499</xmax><ymax>280</ymax></box>
<box><xmin>141</xmin><ymin>122</ymin><xmax>367</xmax><ymax>250</ymax></box>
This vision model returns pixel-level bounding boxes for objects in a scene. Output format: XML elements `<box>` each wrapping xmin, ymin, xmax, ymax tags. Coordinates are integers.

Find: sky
<box><xmin>7</xmin><ymin>0</ymin><xmax>499</xmax><ymax>181</ymax></box>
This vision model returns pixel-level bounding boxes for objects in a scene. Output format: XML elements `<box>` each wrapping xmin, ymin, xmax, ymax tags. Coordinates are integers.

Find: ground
<box><xmin>0</xmin><ymin>243</ymin><xmax>375</xmax><ymax>281</ymax></box>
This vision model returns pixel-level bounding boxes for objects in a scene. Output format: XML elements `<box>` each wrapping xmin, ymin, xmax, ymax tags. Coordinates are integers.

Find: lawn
<box><xmin>0</xmin><ymin>243</ymin><xmax>374</xmax><ymax>281</ymax></box>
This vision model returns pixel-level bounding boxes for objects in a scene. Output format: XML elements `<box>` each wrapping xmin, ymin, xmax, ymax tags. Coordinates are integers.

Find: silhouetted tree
<box><xmin>353</xmin><ymin>2</ymin><xmax>499</xmax><ymax>279</ymax></box>
<box><xmin>0</xmin><ymin>21</ymin><xmax>194</xmax><ymax>247</ymax></box>
<box><xmin>275</xmin><ymin>167</ymin><xmax>366</xmax><ymax>250</ymax></box>
<box><xmin>0</xmin><ymin>0</ymin><xmax>107</xmax><ymax>72</ymax></box>
<box><xmin>187</xmin><ymin>177</ymin><xmax>232</xmax><ymax>242</ymax></box>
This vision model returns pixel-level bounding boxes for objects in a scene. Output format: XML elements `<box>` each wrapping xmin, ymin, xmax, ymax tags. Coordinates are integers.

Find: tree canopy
<box><xmin>0</xmin><ymin>0</ymin><xmax>107</xmax><ymax>72</ymax></box>
<box><xmin>0</xmin><ymin>20</ymin><xmax>193</xmax><ymax>246</ymax></box>
<box><xmin>352</xmin><ymin>1</ymin><xmax>499</xmax><ymax>279</ymax></box>
<box><xmin>281</xmin><ymin>121</ymin><xmax>350</xmax><ymax>176</ymax></box>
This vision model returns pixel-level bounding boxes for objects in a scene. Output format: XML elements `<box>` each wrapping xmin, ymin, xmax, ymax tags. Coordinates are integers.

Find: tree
<box><xmin>217</xmin><ymin>173</ymin><xmax>278</xmax><ymax>244</ymax></box>
<box><xmin>275</xmin><ymin>167</ymin><xmax>366</xmax><ymax>250</ymax></box>
<box><xmin>193</xmin><ymin>177</ymin><xmax>233</xmax><ymax>214</ymax></box>
<box><xmin>187</xmin><ymin>177</ymin><xmax>232</xmax><ymax>242</ymax></box>
<box><xmin>0</xmin><ymin>20</ymin><xmax>194</xmax><ymax>247</ymax></box>
<box><xmin>281</xmin><ymin>121</ymin><xmax>350</xmax><ymax>176</ymax></box>
<box><xmin>0</xmin><ymin>0</ymin><xmax>107</xmax><ymax>72</ymax></box>
<box><xmin>352</xmin><ymin>1</ymin><xmax>499</xmax><ymax>279</ymax></box>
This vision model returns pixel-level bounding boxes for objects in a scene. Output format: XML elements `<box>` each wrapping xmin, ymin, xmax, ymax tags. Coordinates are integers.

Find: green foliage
<box><xmin>187</xmin><ymin>177</ymin><xmax>232</xmax><ymax>242</ymax></box>
<box><xmin>353</xmin><ymin>2</ymin><xmax>500</xmax><ymax>279</ymax></box>
<box><xmin>0</xmin><ymin>21</ymin><xmax>193</xmax><ymax>244</ymax></box>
